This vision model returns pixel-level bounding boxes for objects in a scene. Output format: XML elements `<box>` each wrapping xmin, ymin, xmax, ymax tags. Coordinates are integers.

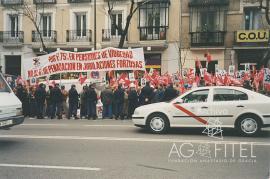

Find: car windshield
<box><xmin>0</xmin><ymin>74</ymin><xmax>11</xmax><ymax>93</ymax></box>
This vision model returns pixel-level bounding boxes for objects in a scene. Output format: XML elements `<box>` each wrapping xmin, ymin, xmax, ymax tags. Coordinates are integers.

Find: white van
<box><xmin>0</xmin><ymin>73</ymin><xmax>24</xmax><ymax>129</ymax></box>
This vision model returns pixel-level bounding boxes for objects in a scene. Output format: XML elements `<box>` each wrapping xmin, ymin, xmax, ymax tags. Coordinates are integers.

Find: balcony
<box><xmin>66</xmin><ymin>30</ymin><xmax>92</xmax><ymax>42</ymax></box>
<box><xmin>33</xmin><ymin>0</ymin><xmax>56</xmax><ymax>4</ymax></box>
<box><xmin>190</xmin><ymin>31</ymin><xmax>225</xmax><ymax>47</ymax></box>
<box><xmin>0</xmin><ymin>31</ymin><xmax>24</xmax><ymax>45</ymax></box>
<box><xmin>139</xmin><ymin>26</ymin><xmax>167</xmax><ymax>41</ymax></box>
<box><xmin>1</xmin><ymin>0</ymin><xmax>23</xmax><ymax>5</ymax></box>
<box><xmin>32</xmin><ymin>30</ymin><xmax>57</xmax><ymax>43</ymax></box>
<box><xmin>102</xmin><ymin>29</ymin><xmax>128</xmax><ymax>42</ymax></box>
<box><xmin>67</xmin><ymin>0</ymin><xmax>91</xmax><ymax>3</ymax></box>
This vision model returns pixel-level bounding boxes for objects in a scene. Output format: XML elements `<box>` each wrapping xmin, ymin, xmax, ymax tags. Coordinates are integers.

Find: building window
<box><xmin>139</xmin><ymin>0</ymin><xmax>169</xmax><ymax>40</ymax></box>
<box><xmin>9</xmin><ymin>14</ymin><xmax>19</xmax><ymax>37</ymax></box>
<box><xmin>76</xmin><ymin>13</ymin><xmax>86</xmax><ymax>37</ymax></box>
<box><xmin>41</xmin><ymin>14</ymin><xmax>52</xmax><ymax>37</ymax></box>
<box><xmin>189</xmin><ymin>0</ymin><xmax>229</xmax><ymax>46</ymax></box>
<box><xmin>244</xmin><ymin>7</ymin><xmax>262</xmax><ymax>30</ymax></box>
<box><xmin>111</xmin><ymin>11</ymin><xmax>123</xmax><ymax>36</ymax></box>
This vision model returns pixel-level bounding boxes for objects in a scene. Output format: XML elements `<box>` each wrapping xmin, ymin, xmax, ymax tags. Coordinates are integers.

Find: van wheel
<box><xmin>147</xmin><ymin>113</ymin><xmax>169</xmax><ymax>134</ymax></box>
<box><xmin>236</xmin><ymin>115</ymin><xmax>261</xmax><ymax>136</ymax></box>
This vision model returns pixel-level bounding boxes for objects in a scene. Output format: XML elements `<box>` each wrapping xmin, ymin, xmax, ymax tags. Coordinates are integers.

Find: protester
<box><xmin>50</xmin><ymin>83</ymin><xmax>63</xmax><ymax>119</ymax></box>
<box><xmin>28</xmin><ymin>86</ymin><xmax>37</xmax><ymax>118</ymax></box>
<box><xmin>122</xmin><ymin>88</ymin><xmax>129</xmax><ymax>119</ymax></box>
<box><xmin>86</xmin><ymin>84</ymin><xmax>98</xmax><ymax>120</ymax></box>
<box><xmin>61</xmin><ymin>85</ymin><xmax>69</xmax><ymax>118</ymax></box>
<box><xmin>113</xmin><ymin>84</ymin><xmax>125</xmax><ymax>120</ymax></box>
<box><xmin>127</xmin><ymin>83</ymin><xmax>138</xmax><ymax>119</ymax></box>
<box><xmin>100</xmin><ymin>85</ymin><xmax>113</xmax><ymax>119</ymax></box>
<box><xmin>163</xmin><ymin>83</ymin><xmax>179</xmax><ymax>101</ymax></box>
<box><xmin>46</xmin><ymin>85</ymin><xmax>53</xmax><ymax>118</ymax></box>
<box><xmin>140</xmin><ymin>81</ymin><xmax>154</xmax><ymax>105</ymax></box>
<box><xmin>16</xmin><ymin>84</ymin><xmax>29</xmax><ymax>117</ymax></box>
<box><xmin>80</xmin><ymin>86</ymin><xmax>88</xmax><ymax>119</ymax></box>
<box><xmin>153</xmin><ymin>84</ymin><xmax>165</xmax><ymax>103</ymax></box>
<box><xmin>35</xmin><ymin>83</ymin><xmax>46</xmax><ymax>119</ymax></box>
<box><xmin>68</xmin><ymin>84</ymin><xmax>79</xmax><ymax>119</ymax></box>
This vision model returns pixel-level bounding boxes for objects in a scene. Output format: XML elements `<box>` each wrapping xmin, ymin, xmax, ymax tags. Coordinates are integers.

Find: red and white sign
<box><xmin>23</xmin><ymin>47</ymin><xmax>145</xmax><ymax>79</ymax></box>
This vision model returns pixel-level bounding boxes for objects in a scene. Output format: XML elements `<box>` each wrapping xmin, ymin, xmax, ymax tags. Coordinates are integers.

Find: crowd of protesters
<box><xmin>12</xmin><ymin>72</ymin><xmax>270</xmax><ymax>120</ymax></box>
<box><xmin>13</xmin><ymin>81</ymin><xmax>181</xmax><ymax>120</ymax></box>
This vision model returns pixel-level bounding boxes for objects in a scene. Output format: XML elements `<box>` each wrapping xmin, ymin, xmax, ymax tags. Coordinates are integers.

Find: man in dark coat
<box><xmin>35</xmin><ymin>83</ymin><xmax>46</xmax><ymax>119</ymax></box>
<box><xmin>127</xmin><ymin>84</ymin><xmax>138</xmax><ymax>119</ymax></box>
<box><xmin>113</xmin><ymin>84</ymin><xmax>125</xmax><ymax>120</ymax></box>
<box><xmin>50</xmin><ymin>84</ymin><xmax>63</xmax><ymax>119</ymax></box>
<box><xmin>68</xmin><ymin>84</ymin><xmax>79</xmax><ymax>119</ymax></box>
<box><xmin>140</xmin><ymin>81</ymin><xmax>154</xmax><ymax>105</ymax></box>
<box><xmin>100</xmin><ymin>85</ymin><xmax>113</xmax><ymax>119</ymax></box>
<box><xmin>86</xmin><ymin>84</ymin><xmax>98</xmax><ymax>120</ymax></box>
<box><xmin>163</xmin><ymin>83</ymin><xmax>179</xmax><ymax>102</ymax></box>
<box><xmin>16</xmin><ymin>84</ymin><xmax>29</xmax><ymax>117</ymax></box>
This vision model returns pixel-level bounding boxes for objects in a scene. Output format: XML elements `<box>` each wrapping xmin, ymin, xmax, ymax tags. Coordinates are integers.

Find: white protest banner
<box><xmin>264</xmin><ymin>68</ymin><xmax>270</xmax><ymax>84</ymax></box>
<box><xmin>23</xmin><ymin>47</ymin><xmax>145</xmax><ymax>79</ymax></box>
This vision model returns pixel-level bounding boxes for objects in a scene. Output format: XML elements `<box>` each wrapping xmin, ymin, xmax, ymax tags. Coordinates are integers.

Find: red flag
<box><xmin>204</xmin><ymin>71</ymin><xmax>212</xmax><ymax>85</ymax></box>
<box><xmin>78</xmin><ymin>73</ymin><xmax>87</xmax><ymax>85</ymax></box>
<box><xmin>108</xmin><ymin>70</ymin><xmax>114</xmax><ymax>79</ymax></box>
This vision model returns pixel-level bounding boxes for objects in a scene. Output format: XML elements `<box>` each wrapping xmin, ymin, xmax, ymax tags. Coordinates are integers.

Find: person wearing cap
<box><xmin>68</xmin><ymin>84</ymin><xmax>79</xmax><ymax>119</ymax></box>
<box><xmin>127</xmin><ymin>83</ymin><xmax>138</xmax><ymax>119</ymax></box>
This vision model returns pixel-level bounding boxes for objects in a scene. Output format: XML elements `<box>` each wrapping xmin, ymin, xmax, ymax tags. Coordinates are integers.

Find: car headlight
<box><xmin>16</xmin><ymin>108</ymin><xmax>23</xmax><ymax>116</ymax></box>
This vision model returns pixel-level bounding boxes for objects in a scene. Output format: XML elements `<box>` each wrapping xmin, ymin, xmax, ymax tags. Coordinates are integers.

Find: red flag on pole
<box><xmin>78</xmin><ymin>73</ymin><xmax>87</xmax><ymax>85</ymax></box>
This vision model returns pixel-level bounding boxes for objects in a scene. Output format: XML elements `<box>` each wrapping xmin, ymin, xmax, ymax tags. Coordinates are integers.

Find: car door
<box><xmin>208</xmin><ymin>88</ymin><xmax>249</xmax><ymax>127</ymax></box>
<box><xmin>170</xmin><ymin>89</ymin><xmax>211</xmax><ymax>127</ymax></box>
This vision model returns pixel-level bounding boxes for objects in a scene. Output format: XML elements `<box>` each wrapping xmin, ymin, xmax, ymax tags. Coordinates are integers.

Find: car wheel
<box><xmin>236</xmin><ymin>115</ymin><xmax>261</xmax><ymax>136</ymax></box>
<box><xmin>147</xmin><ymin>113</ymin><xmax>169</xmax><ymax>134</ymax></box>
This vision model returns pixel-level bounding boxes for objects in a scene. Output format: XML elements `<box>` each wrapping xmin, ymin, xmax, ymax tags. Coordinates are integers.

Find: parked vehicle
<box><xmin>132</xmin><ymin>86</ymin><xmax>270</xmax><ymax>136</ymax></box>
<box><xmin>0</xmin><ymin>73</ymin><xmax>24</xmax><ymax>129</ymax></box>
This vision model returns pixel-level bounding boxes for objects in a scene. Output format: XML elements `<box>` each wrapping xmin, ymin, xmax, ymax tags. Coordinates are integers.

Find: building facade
<box><xmin>0</xmin><ymin>0</ymin><xmax>269</xmax><ymax>78</ymax></box>
<box><xmin>181</xmin><ymin>0</ymin><xmax>270</xmax><ymax>73</ymax></box>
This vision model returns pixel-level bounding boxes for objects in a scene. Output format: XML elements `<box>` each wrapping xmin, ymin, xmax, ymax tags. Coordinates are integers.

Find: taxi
<box><xmin>132</xmin><ymin>86</ymin><xmax>270</xmax><ymax>136</ymax></box>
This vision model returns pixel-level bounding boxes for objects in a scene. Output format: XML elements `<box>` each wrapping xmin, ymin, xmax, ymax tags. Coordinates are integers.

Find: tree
<box><xmin>259</xmin><ymin>0</ymin><xmax>270</xmax><ymax>25</ymax></box>
<box><xmin>9</xmin><ymin>0</ymin><xmax>48</xmax><ymax>53</ymax></box>
<box><xmin>107</xmin><ymin>0</ymin><xmax>151</xmax><ymax>48</ymax></box>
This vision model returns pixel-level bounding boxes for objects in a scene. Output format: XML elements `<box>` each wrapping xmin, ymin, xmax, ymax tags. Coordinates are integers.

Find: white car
<box><xmin>0</xmin><ymin>73</ymin><xmax>24</xmax><ymax>129</ymax></box>
<box><xmin>132</xmin><ymin>86</ymin><xmax>270</xmax><ymax>136</ymax></box>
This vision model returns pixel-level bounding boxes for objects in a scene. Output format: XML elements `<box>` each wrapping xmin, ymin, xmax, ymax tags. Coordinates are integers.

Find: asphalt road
<box><xmin>0</xmin><ymin>118</ymin><xmax>269</xmax><ymax>179</ymax></box>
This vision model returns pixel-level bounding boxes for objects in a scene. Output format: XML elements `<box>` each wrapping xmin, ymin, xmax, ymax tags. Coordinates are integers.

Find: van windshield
<box><xmin>0</xmin><ymin>74</ymin><xmax>11</xmax><ymax>93</ymax></box>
